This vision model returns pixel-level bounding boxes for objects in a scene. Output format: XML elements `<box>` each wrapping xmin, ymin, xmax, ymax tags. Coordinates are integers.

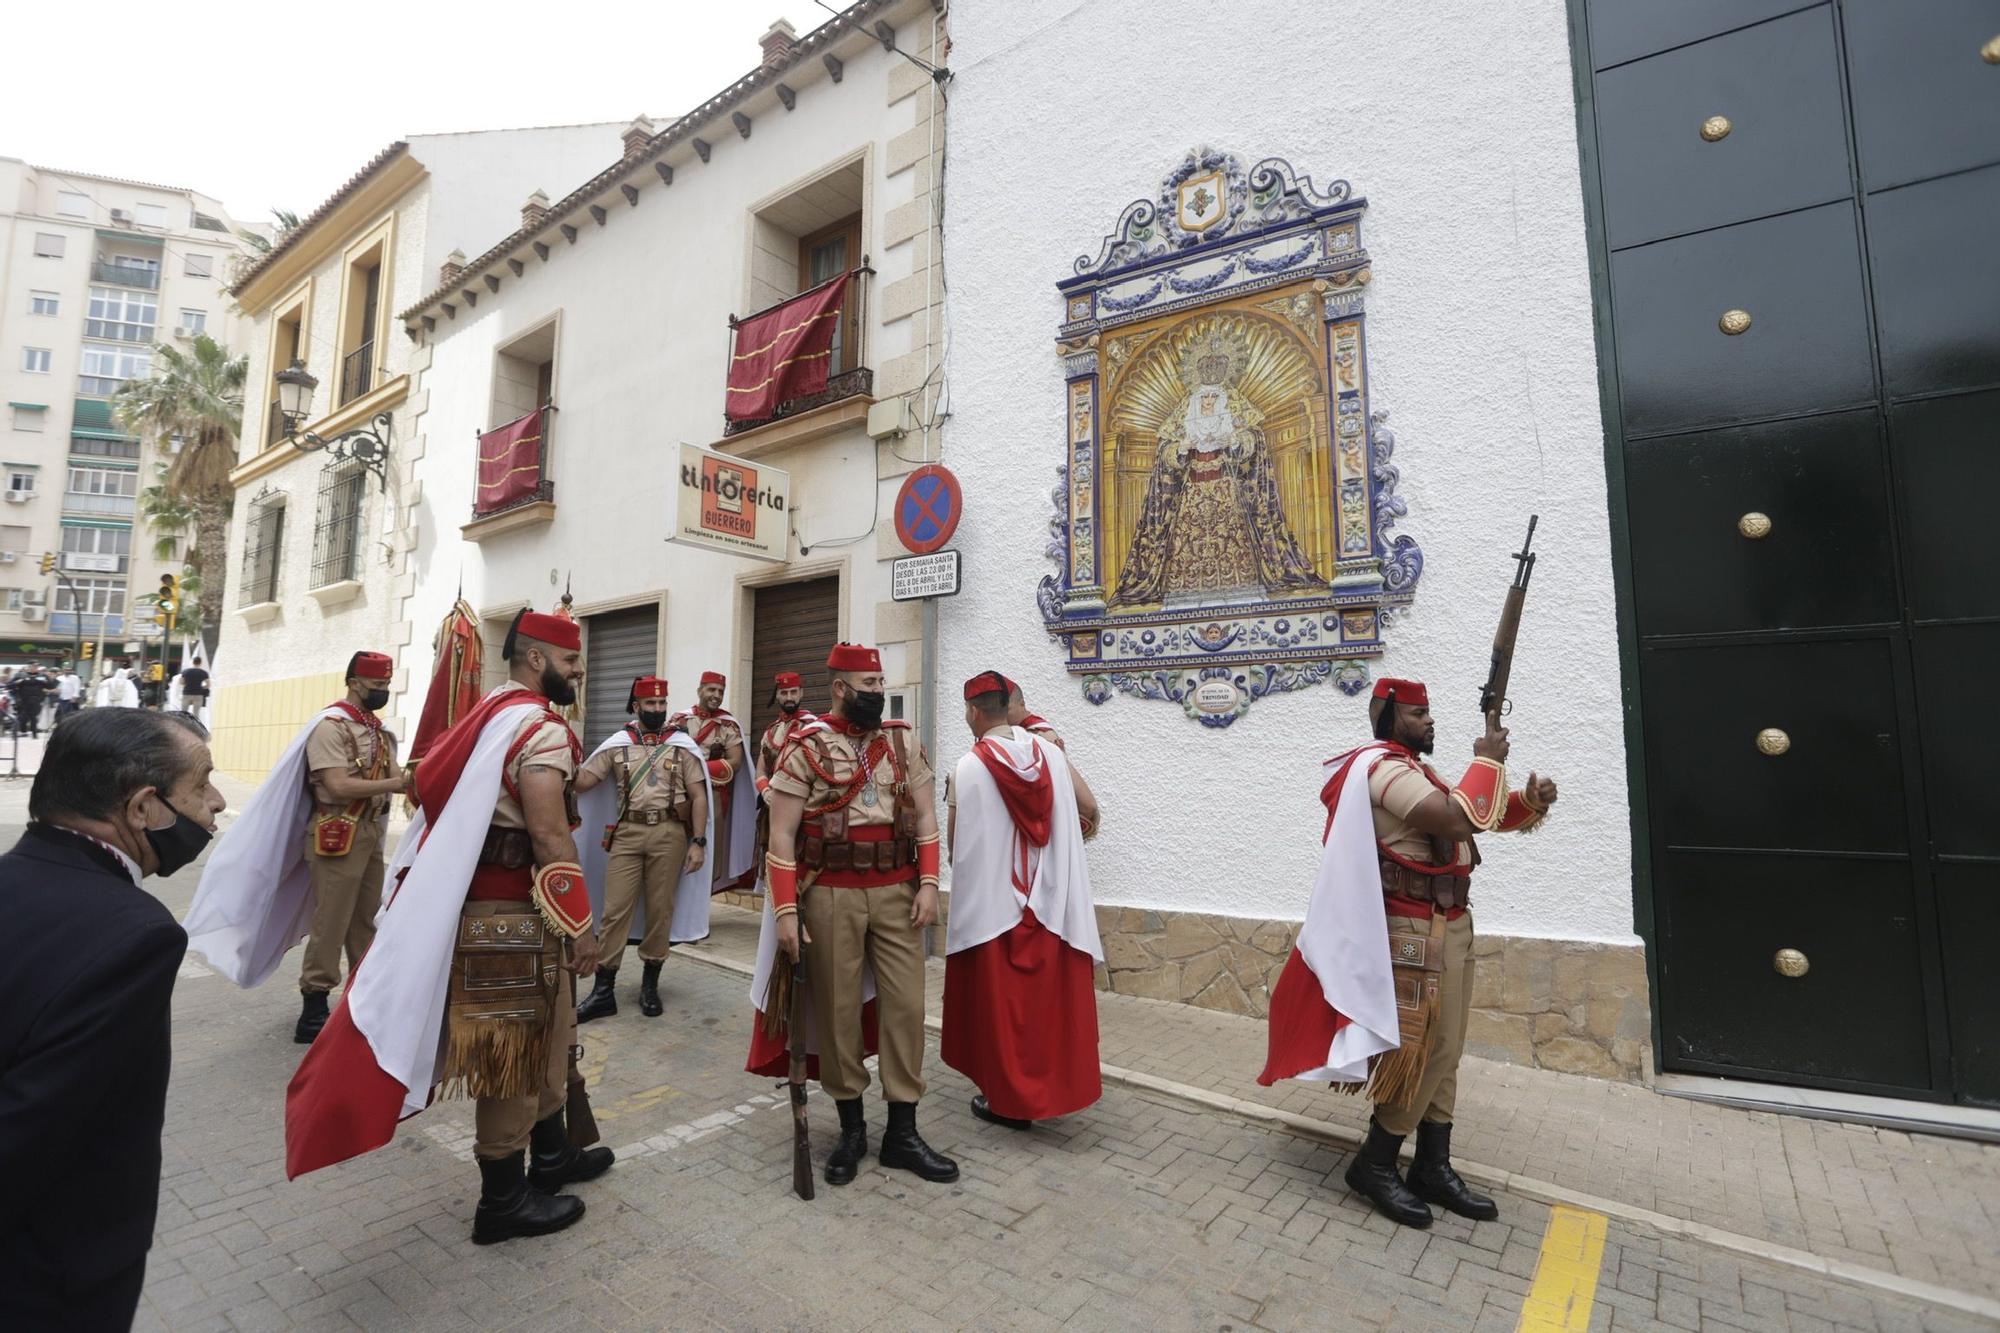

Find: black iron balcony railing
<box><xmin>723</xmin><ymin>367</ymin><xmax>874</xmax><ymax>438</ymax></box>
<box><xmin>338</xmin><ymin>341</ymin><xmax>375</xmax><ymax>407</ymax></box>
<box><xmin>91</xmin><ymin>261</ymin><xmax>159</xmax><ymax>290</ymax></box>
<box><xmin>722</xmin><ymin>264</ymin><xmax>873</xmax><ymax>437</ymax></box>
<box><xmin>267</xmin><ymin>398</ymin><xmax>287</xmax><ymax>446</ymax></box>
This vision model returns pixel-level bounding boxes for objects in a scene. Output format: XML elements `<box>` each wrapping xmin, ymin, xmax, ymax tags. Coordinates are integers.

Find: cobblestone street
<box><xmin>8</xmin><ymin>776</ymin><xmax>1992</xmax><ymax>1332</ymax></box>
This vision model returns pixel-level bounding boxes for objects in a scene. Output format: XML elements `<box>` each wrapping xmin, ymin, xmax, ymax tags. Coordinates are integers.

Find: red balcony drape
<box><xmin>725</xmin><ymin>272</ymin><xmax>850</xmax><ymax>422</ymax></box>
<box><xmin>475</xmin><ymin>408</ymin><xmax>544</xmax><ymax>514</ymax></box>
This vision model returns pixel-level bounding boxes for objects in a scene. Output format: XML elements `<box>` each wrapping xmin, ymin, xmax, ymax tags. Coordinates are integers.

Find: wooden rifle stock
<box><xmin>787</xmin><ymin>962</ymin><xmax>815</xmax><ymax>1200</ymax></box>
<box><xmin>1478</xmin><ymin>517</ymin><xmax>1539</xmax><ymax>727</ymax></box>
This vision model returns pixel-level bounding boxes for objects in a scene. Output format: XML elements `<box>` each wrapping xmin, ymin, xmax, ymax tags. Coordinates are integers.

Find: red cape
<box><xmin>942</xmin><ymin>908</ymin><xmax>1100</xmax><ymax>1119</ymax></box>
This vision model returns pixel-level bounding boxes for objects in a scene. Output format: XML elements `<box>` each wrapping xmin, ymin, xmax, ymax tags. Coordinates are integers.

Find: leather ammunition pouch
<box><xmin>312</xmin><ymin>810</ymin><xmax>359</xmax><ymax>857</ymax></box>
<box><xmin>1379</xmin><ymin>858</ymin><xmax>1472</xmax><ymax>912</ymax></box>
<box><xmin>440</xmin><ymin>910</ymin><xmax>557</xmax><ymax>1101</ymax></box>
<box><xmin>479</xmin><ymin>826</ymin><xmax>535</xmax><ymax>869</ymax></box>
<box><xmin>797</xmin><ymin>820</ymin><xmax>917</xmax><ymax>873</ymax></box>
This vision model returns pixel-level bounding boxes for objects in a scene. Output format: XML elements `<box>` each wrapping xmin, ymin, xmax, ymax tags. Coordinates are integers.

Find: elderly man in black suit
<box><xmin>0</xmin><ymin>708</ymin><xmax>225</xmax><ymax>1332</ymax></box>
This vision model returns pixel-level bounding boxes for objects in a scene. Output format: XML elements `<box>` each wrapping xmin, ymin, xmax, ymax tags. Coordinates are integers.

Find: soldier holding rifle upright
<box><xmin>1259</xmin><ymin>521</ymin><xmax>1558</xmax><ymax>1229</ymax></box>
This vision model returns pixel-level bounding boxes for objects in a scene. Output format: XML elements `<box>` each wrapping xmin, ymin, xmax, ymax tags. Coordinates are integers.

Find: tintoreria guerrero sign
<box><xmin>671</xmin><ymin>443</ymin><xmax>791</xmax><ymax>562</ymax></box>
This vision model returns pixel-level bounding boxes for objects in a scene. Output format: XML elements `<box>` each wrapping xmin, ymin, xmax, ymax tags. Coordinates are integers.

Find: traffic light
<box><xmin>38</xmin><ymin>552</ymin><xmax>54</xmax><ymax>575</ymax></box>
<box><xmin>82</xmin><ymin>641</ymin><xmax>95</xmax><ymax>661</ymax></box>
<box><xmin>156</xmin><ymin>573</ymin><xmax>179</xmax><ymax>631</ymax></box>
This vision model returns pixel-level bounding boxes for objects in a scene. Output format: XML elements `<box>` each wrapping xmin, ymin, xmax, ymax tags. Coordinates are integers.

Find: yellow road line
<box><xmin>1517</xmin><ymin>1204</ymin><xmax>1610</xmax><ymax>1332</ymax></box>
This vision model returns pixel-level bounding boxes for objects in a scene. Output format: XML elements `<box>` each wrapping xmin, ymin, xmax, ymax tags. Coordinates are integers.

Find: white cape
<box><xmin>1291</xmin><ymin>743</ymin><xmax>1401</xmax><ymax>1083</ymax></box>
<box><xmin>183</xmin><ymin>705</ymin><xmax>347</xmax><ymax>986</ymax></box>
<box><xmin>676</xmin><ymin>710</ymin><xmax>757</xmax><ymax>883</ymax></box>
<box><xmin>944</xmin><ymin>727</ymin><xmax>1102</xmax><ymax>962</ymax></box>
<box><xmin>577</xmin><ymin>728</ymin><xmax>714</xmax><ymax>945</ymax></box>
<box><xmin>353</xmin><ymin>697</ymin><xmax>546</xmax><ymax>1117</ymax></box>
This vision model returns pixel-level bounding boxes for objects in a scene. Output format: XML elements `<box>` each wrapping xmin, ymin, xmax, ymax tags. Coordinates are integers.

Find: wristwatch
<box><xmin>690</xmin><ymin>836</ymin><xmax>708</xmax><ymax>846</ymax></box>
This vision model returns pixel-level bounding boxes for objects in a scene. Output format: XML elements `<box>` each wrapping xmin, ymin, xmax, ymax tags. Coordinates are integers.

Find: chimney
<box><xmin>520</xmin><ymin>190</ymin><xmax>551</xmax><ymax>231</ymax></box>
<box><xmin>759</xmin><ymin>18</ymin><xmax>798</xmax><ymax>69</ymax></box>
<box><xmin>621</xmin><ymin>116</ymin><xmax>655</xmax><ymax>159</ymax></box>
<box><xmin>438</xmin><ymin>249</ymin><xmax>467</xmax><ymax>287</ymax></box>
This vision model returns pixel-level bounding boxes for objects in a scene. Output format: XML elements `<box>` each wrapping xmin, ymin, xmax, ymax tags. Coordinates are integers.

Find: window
<box><xmin>339</xmin><ymin>252</ymin><xmax>383</xmax><ymax>406</ymax></box>
<box><xmin>87</xmin><ymin>286</ymin><xmax>158</xmax><ymax>343</ymax></box>
<box><xmin>134</xmin><ymin>203</ymin><xmax>166</xmax><ymax>229</ymax></box>
<box><xmin>183</xmin><ymin>253</ymin><xmax>213</xmax><ymax>279</ymax></box>
<box><xmin>61</xmin><ymin>524</ymin><xmax>132</xmax><ymax>573</ymax></box>
<box><xmin>1</xmin><ymin>590</ymin><xmax>20</xmax><ymax>612</ymax></box>
<box><xmin>29</xmin><ymin>291</ymin><xmax>58</xmax><ymax>316</ymax></box>
<box><xmin>243</xmin><ymin>496</ymin><xmax>285</xmax><ymax>605</ymax></box>
<box><xmin>799</xmin><ymin>214</ymin><xmax>863</xmax><ymax>376</ymax></box>
<box><xmin>68</xmin><ymin>436</ymin><xmax>139</xmax><ymax>459</ymax></box>
<box><xmin>79</xmin><ymin>342</ymin><xmax>150</xmax><ymax>395</ymax></box>
<box><xmin>310</xmin><ymin>464</ymin><xmax>365</xmax><ymax>586</ymax></box>
<box><xmin>22</xmin><ymin>348</ymin><xmax>52</xmax><ymax>374</ymax></box>
<box><xmin>54</xmin><ymin>576</ymin><xmax>125</xmax><ymax>617</ymax></box>
<box><xmin>57</xmin><ymin>191</ymin><xmax>89</xmax><ymax>219</ymax></box>
<box><xmin>1</xmin><ymin>525</ymin><xmax>28</xmax><ymax>553</ymax></box>
<box><xmin>190</xmin><ymin>211</ymin><xmax>227</xmax><ymax>233</ymax></box>
<box><xmin>266</xmin><ymin>300</ymin><xmax>307</xmax><ymax>445</ymax></box>
<box><xmin>179</xmin><ymin>308</ymin><xmax>206</xmax><ymax>335</ymax></box>
<box><xmin>7</xmin><ymin>471</ymin><xmax>36</xmax><ymax>493</ymax></box>
<box><xmin>11</xmin><ymin>408</ymin><xmax>45</xmax><ymax>434</ymax></box>
<box><xmin>33</xmin><ymin>233</ymin><xmax>65</xmax><ymax>259</ymax></box>
<box><xmin>68</xmin><ymin>466</ymin><xmax>138</xmax><ymax>497</ymax></box>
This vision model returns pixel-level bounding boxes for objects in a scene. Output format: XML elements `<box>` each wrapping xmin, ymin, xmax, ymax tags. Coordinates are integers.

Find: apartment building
<box><xmin>0</xmin><ymin>158</ymin><xmax>251</xmax><ymax>667</ymax></box>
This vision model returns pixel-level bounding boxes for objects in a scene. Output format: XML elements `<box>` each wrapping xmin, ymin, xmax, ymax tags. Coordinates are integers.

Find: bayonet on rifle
<box><xmin>1478</xmin><ymin>516</ymin><xmax>1538</xmax><ymax>728</ymax></box>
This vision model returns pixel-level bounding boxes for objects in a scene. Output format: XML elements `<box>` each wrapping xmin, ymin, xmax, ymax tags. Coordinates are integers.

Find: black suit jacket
<box><xmin>0</xmin><ymin>825</ymin><xmax>186</xmax><ymax>1292</ymax></box>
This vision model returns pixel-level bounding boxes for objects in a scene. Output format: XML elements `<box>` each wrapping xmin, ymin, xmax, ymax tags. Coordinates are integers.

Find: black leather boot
<box><xmin>1408</xmin><ymin>1120</ymin><xmax>1498</xmax><ymax>1221</ymax></box>
<box><xmin>878</xmin><ymin>1102</ymin><xmax>960</xmax><ymax>1183</ymax></box>
<box><xmin>824</xmin><ymin>1097</ymin><xmax>868</xmax><ymax>1186</ymax></box>
<box><xmin>970</xmin><ymin>1094</ymin><xmax>1032</xmax><ymax>1131</ymax></box>
<box><xmin>1343</xmin><ymin>1118</ymin><xmax>1432</xmax><ymax>1229</ymax></box>
<box><xmin>293</xmin><ymin>991</ymin><xmax>329</xmax><ymax>1045</ymax></box>
<box><xmin>575</xmin><ymin>967</ymin><xmax>617</xmax><ymax>1023</ymax></box>
<box><xmin>527</xmin><ymin>1109</ymin><xmax>615</xmax><ymax>1193</ymax></box>
<box><xmin>639</xmin><ymin>959</ymin><xmax>664</xmax><ymax>1017</ymax></box>
<box><xmin>472</xmin><ymin>1151</ymin><xmax>585</xmax><ymax>1245</ymax></box>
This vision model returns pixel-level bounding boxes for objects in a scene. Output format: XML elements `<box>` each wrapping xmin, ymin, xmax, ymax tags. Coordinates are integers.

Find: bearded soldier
<box><xmin>749</xmin><ymin>642</ymin><xmax>957</xmax><ymax>1186</ymax></box>
<box><xmin>672</xmin><ymin>671</ymin><xmax>755</xmax><ymax>892</ymax></box>
<box><xmin>756</xmin><ymin>671</ymin><xmax>818</xmax><ymax>789</ymax></box>
<box><xmin>574</xmin><ymin>677</ymin><xmax>712</xmax><ymax>1021</ymax></box>
<box><xmin>1259</xmin><ymin>678</ymin><xmax>1557</xmax><ymax>1229</ymax></box>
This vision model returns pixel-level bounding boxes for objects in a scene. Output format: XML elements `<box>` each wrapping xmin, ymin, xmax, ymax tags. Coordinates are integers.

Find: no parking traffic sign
<box><xmin>894</xmin><ymin>464</ymin><xmax>961</xmax><ymax>555</ymax></box>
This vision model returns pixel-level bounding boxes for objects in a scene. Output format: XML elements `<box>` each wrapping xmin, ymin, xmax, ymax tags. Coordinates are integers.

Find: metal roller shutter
<box><xmin>748</xmin><ymin>577</ymin><xmax>840</xmax><ymax>748</ymax></box>
<box><xmin>580</xmin><ymin>604</ymin><xmax>659</xmax><ymax>751</ymax></box>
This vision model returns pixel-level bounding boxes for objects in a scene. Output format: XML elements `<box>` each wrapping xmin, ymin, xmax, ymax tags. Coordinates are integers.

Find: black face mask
<box><xmin>540</xmin><ymin>662</ymin><xmax>577</xmax><ymax>707</ymax></box>
<box><xmin>842</xmin><ymin>689</ymin><xmax>886</xmax><ymax>732</ymax></box>
<box><xmin>636</xmin><ymin>710</ymin><xmax>668</xmax><ymax>734</ymax></box>
<box><xmin>144</xmin><ymin>797</ymin><xmax>212</xmax><ymax>877</ymax></box>
<box><xmin>361</xmin><ymin>687</ymin><xmax>391</xmax><ymax>712</ymax></box>
<box><xmin>780</xmin><ymin>699</ymin><xmax>802</xmax><ymax>715</ymax></box>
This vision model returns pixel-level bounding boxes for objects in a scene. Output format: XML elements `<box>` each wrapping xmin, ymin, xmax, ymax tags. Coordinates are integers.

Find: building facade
<box><xmin>0</xmin><ymin>158</ymin><xmax>251</xmax><ymax>671</ymax></box>
<box><xmin>392</xmin><ymin>1</ymin><xmax>946</xmax><ymax>769</ymax></box>
<box><xmin>211</xmin><ymin>125</ymin><xmax>624</xmax><ymax>779</ymax></box>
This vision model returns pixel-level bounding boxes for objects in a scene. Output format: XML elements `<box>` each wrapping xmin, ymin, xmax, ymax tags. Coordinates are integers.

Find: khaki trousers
<box><xmin>599</xmin><ymin>818</ymin><xmax>689</xmax><ymax>972</ymax></box>
<box><xmin>1374</xmin><ymin>910</ymin><xmax>1475</xmax><ymax>1136</ymax></box>
<box><xmin>465</xmin><ymin>899</ymin><xmax>576</xmax><ymax>1159</ymax></box>
<box><xmin>800</xmin><ymin>878</ymin><xmax>927</xmax><ymax>1102</ymax></box>
<box><xmin>298</xmin><ymin>816</ymin><xmax>386</xmax><ymax>994</ymax></box>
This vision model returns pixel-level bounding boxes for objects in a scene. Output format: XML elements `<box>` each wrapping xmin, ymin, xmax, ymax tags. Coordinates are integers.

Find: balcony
<box><xmin>84</xmin><ymin>319</ymin><xmax>158</xmax><ymax>344</ymax></box>
<box><xmin>723</xmin><ymin>366</ymin><xmax>873</xmax><ymax>438</ymax></box>
<box><xmin>339</xmin><ymin>341</ymin><xmax>374</xmax><ymax>407</ymax></box>
<box><xmin>722</xmin><ymin>266</ymin><xmax>872</xmax><ymax>440</ymax></box>
<box><xmin>63</xmin><ymin>491</ymin><xmax>136</xmax><ymax>518</ymax></box>
<box><xmin>91</xmin><ymin>261</ymin><xmax>159</xmax><ymax>290</ymax></box>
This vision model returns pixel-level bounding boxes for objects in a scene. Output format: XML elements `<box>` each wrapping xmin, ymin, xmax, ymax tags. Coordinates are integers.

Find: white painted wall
<box><xmin>939</xmin><ymin>0</ymin><xmax>1633</xmax><ymax>945</ymax></box>
<box><xmin>408</xmin><ymin>124</ymin><xmax>627</xmax><ymax>280</ymax></box>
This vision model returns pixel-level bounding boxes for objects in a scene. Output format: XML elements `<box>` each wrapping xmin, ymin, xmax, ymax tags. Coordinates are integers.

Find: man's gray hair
<box><xmin>29</xmin><ymin>709</ymin><xmax>209</xmax><ymax>823</ymax></box>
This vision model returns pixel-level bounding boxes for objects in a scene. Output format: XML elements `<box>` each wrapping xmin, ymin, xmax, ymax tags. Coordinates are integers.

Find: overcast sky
<box><xmin>3</xmin><ymin>0</ymin><xmax>837</xmax><ymax>227</ymax></box>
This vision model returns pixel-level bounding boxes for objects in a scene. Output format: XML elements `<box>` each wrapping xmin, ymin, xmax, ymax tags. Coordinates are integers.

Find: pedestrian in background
<box><xmin>0</xmin><ymin>709</ymin><xmax>226</xmax><ymax>1331</ymax></box>
<box><xmin>56</xmin><ymin>666</ymin><xmax>82</xmax><ymax>720</ymax></box>
<box><xmin>10</xmin><ymin>666</ymin><xmax>49</xmax><ymax>738</ymax></box>
<box><xmin>179</xmin><ymin>655</ymin><xmax>210</xmax><ymax>722</ymax></box>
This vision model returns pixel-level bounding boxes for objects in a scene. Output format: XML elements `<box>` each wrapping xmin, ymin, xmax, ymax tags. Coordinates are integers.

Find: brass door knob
<box><xmin>1982</xmin><ymin>34</ymin><xmax>2000</xmax><ymax>63</ymax></box>
<box><xmin>1756</xmin><ymin>727</ymin><xmax>1791</xmax><ymax>755</ymax></box>
<box><xmin>1720</xmin><ymin>309</ymin><xmax>1753</xmax><ymax>335</ymax></box>
<box><xmin>1738</xmin><ymin>511</ymin><xmax>1772</xmax><ymax>539</ymax></box>
<box><xmin>1700</xmin><ymin>115</ymin><xmax>1733</xmax><ymax>142</ymax></box>
<box><xmin>1773</xmin><ymin>948</ymin><xmax>1810</xmax><ymax>978</ymax></box>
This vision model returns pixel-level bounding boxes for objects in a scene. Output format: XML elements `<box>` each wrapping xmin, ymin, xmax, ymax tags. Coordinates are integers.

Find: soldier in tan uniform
<box><xmin>1005</xmin><ymin>681</ymin><xmax>1065</xmax><ymax>750</ymax></box>
<box><xmin>573</xmin><ymin>676</ymin><xmax>708</xmax><ymax>1021</ymax></box>
<box><xmin>766</xmin><ymin>642</ymin><xmax>958</xmax><ymax>1186</ymax></box>
<box><xmin>295</xmin><ymin>651</ymin><xmax>407</xmax><ymax>1044</ymax></box>
<box><xmin>755</xmin><ymin>671</ymin><xmax>817</xmax><ymax>788</ymax></box>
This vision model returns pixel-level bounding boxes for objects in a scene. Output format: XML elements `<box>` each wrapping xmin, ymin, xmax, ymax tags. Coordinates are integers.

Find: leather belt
<box><xmin>626</xmin><ymin>808</ymin><xmax>681</xmax><ymax>828</ymax></box>
<box><xmin>798</xmin><ymin>821</ymin><xmax>915</xmax><ymax>872</ymax></box>
<box><xmin>1379</xmin><ymin>858</ymin><xmax>1471</xmax><ymax>911</ymax></box>
<box><xmin>479</xmin><ymin>826</ymin><xmax>535</xmax><ymax>869</ymax></box>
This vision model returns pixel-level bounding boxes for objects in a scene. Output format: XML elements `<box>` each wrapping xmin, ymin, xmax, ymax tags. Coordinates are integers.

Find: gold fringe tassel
<box><xmin>437</xmin><ymin>1014</ymin><xmax>547</xmax><ymax>1103</ymax></box>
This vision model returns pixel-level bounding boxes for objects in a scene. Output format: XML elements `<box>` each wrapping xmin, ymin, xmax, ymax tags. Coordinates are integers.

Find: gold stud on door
<box><xmin>1773</xmin><ymin>948</ymin><xmax>1810</xmax><ymax>979</ymax></box>
<box><xmin>1700</xmin><ymin>115</ymin><xmax>1733</xmax><ymax>142</ymax></box>
<box><xmin>1737</xmin><ymin>511</ymin><xmax>1772</xmax><ymax>539</ymax></box>
<box><xmin>1756</xmin><ymin>727</ymin><xmax>1791</xmax><ymax>756</ymax></box>
<box><xmin>1719</xmin><ymin>309</ymin><xmax>1753</xmax><ymax>335</ymax></box>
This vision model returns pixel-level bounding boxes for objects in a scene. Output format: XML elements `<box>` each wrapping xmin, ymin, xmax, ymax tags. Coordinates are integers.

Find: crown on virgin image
<box><xmin>1180</xmin><ymin>324</ymin><xmax>1247</xmax><ymax>389</ymax></box>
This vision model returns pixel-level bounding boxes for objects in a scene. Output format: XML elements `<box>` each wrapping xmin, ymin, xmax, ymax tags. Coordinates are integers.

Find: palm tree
<box><xmin>114</xmin><ymin>335</ymin><xmax>246</xmax><ymax>653</ymax></box>
<box><xmin>139</xmin><ymin>464</ymin><xmax>206</xmax><ymax>632</ymax></box>
<box><xmin>229</xmin><ymin>208</ymin><xmax>302</xmax><ymax>284</ymax></box>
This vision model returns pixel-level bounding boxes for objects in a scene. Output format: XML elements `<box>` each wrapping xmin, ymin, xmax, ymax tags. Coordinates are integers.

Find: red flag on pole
<box><xmin>726</xmin><ymin>272</ymin><xmax>850</xmax><ymax>422</ymax></box>
<box><xmin>407</xmin><ymin>598</ymin><xmax>482</xmax><ymax>766</ymax></box>
<box><xmin>475</xmin><ymin>408</ymin><xmax>545</xmax><ymax>513</ymax></box>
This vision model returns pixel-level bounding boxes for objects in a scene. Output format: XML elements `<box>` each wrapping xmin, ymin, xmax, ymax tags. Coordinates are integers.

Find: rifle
<box><xmin>785</xmin><ymin>963</ymin><xmax>815</xmax><ymax>1200</ymax></box>
<box><xmin>1478</xmin><ymin>516</ymin><xmax>1539</xmax><ymax>730</ymax></box>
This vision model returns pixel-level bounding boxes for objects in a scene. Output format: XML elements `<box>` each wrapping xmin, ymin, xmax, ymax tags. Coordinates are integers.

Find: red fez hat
<box><xmin>699</xmin><ymin>670</ymin><xmax>726</xmax><ymax>687</ymax></box>
<box><xmin>515</xmin><ymin>609</ymin><xmax>581</xmax><ymax>652</ymax></box>
<box><xmin>348</xmin><ymin>651</ymin><xmax>393</xmax><ymax>678</ymax></box>
<box><xmin>1371</xmin><ymin>677</ymin><xmax>1429</xmax><ymax>707</ymax></box>
<box><xmin>963</xmin><ymin>670</ymin><xmax>1014</xmax><ymax>700</ymax></box>
<box><xmin>631</xmin><ymin>676</ymin><xmax>669</xmax><ymax>701</ymax></box>
<box><xmin>773</xmin><ymin>671</ymin><xmax>803</xmax><ymax>689</ymax></box>
<box><xmin>827</xmin><ymin>642</ymin><xmax>881</xmax><ymax>673</ymax></box>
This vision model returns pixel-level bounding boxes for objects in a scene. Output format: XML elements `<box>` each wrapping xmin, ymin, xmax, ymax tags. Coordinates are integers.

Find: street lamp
<box><xmin>275</xmin><ymin>358</ymin><xmax>393</xmax><ymax>487</ymax></box>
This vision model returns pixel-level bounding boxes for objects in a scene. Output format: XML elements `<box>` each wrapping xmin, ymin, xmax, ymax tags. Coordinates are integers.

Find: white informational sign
<box><xmin>891</xmin><ymin>550</ymin><xmax>961</xmax><ymax>601</ymax></box>
<box><xmin>670</xmin><ymin>443</ymin><xmax>791</xmax><ymax>562</ymax></box>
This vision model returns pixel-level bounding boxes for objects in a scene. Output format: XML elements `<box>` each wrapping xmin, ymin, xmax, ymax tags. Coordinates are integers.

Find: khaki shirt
<box><xmin>758</xmin><ymin>713</ymin><xmax>816</xmax><ymax>781</ymax></box>
<box><xmin>678</xmin><ymin>708</ymin><xmax>744</xmax><ymax>759</ymax></box>
<box><xmin>769</xmin><ymin>722</ymin><xmax>934</xmax><ymax>830</ymax></box>
<box><xmin>1368</xmin><ymin>750</ymin><xmax>1469</xmax><ymax>868</ymax></box>
<box><xmin>490</xmin><ymin>688</ymin><xmax>579</xmax><ymax>830</ymax></box>
<box><xmin>581</xmin><ymin>735</ymin><xmax>704</xmax><ymax>818</ymax></box>
<box><xmin>305</xmin><ymin>712</ymin><xmax>399</xmax><ymax>817</ymax></box>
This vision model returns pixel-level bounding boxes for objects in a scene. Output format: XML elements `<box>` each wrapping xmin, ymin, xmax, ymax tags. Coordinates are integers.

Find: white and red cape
<box><xmin>183</xmin><ymin>703</ymin><xmax>351</xmax><ymax>986</ymax></box>
<box><xmin>942</xmin><ymin>726</ymin><xmax>1103</xmax><ymax>1120</ymax></box>
<box><xmin>671</xmin><ymin>706</ymin><xmax>757</xmax><ymax>886</ymax></box>
<box><xmin>283</xmin><ymin>685</ymin><xmax>558</xmax><ymax>1178</ymax></box>
<box><xmin>1258</xmin><ymin>741</ymin><xmax>1402</xmax><ymax>1086</ymax></box>
<box><xmin>576</xmin><ymin>725</ymin><xmax>716</xmax><ymax>945</ymax></box>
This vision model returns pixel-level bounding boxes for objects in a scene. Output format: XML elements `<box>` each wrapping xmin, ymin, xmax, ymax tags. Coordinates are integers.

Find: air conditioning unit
<box><xmin>4</xmin><ymin>490</ymin><xmax>30</xmax><ymax>504</ymax></box>
<box><xmin>21</xmin><ymin>605</ymin><xmax>45</xmax><ymax>622</ymax></box>
<box><xmin>23</xmin><ymin>590</ymin><xmax>47</xmax><ymax>606</ymax></box>
<box><xmin>0</xmin><ymin>552</ymin><xmax>16</xmax><ymax>564</ymax></box>
<box><xmin>174</xmin><ymin>326</ymin><xmax>194</xmax><ymax>339</ymax></box>
<box><xmin>110</xmin><ymin>208</ymin><xmax>131</xmax><ymax>223</ymax></box>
